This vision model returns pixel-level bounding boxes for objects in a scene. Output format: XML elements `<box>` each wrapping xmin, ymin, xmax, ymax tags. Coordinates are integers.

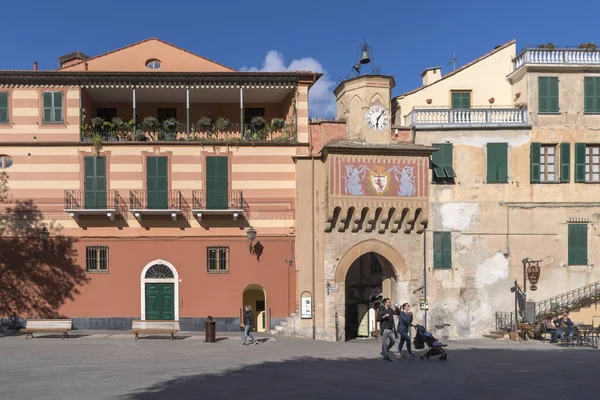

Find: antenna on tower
<box><xmin>447</xmin><ymin>53</ymin><xmax>456</xmax><ymax>71</ymax></box>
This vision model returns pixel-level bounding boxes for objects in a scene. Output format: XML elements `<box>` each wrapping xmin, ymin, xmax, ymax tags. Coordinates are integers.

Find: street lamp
<box><xmin>246</xmin><ymin>226</ymin><xmax>256</xmax><ymax>253</ymax></box>
<box><xmin>39</xmin><ymin>226</ymin><xmax>49</xmax><ymax>243</ymax></box>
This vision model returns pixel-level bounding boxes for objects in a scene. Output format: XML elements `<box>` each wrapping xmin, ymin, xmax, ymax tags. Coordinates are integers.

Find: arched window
<box><xmin>145</xmin><ymin>59</ymin><xmax>162</xmax><ymax>70</ymax></box>
<box><xmin>144</xmin><ymin>264</ymin><xmax>174</xmax><ymax>279</ymax></box>
<box><xmin>0</xmin><ymin>155</ymin><xmax>13</xmax><ymax>169</ymax></box>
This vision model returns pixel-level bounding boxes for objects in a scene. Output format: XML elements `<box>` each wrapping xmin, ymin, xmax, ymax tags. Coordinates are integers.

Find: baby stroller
<box><xmin>413</xmin><ymin>324</ymin><xmax>448</xmax><ymax>361</ymax></box>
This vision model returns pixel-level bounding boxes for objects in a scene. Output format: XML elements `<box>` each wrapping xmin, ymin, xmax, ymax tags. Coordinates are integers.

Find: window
<box><xmin>568</xmin><ymin>224</ymin><xmax>588</xmax><ymax>266</ymax></box>
<box><xmin>207</xmin><ymin>246</ymin><xmax>229</xmax><ymax>273</ymax></box>
<box><xmin>584</xmin><ymin>77</ymin><xmax>600</xmax><ymax>113</ymax></box>
<box><xmin>0</xmin><ymin>91</ymin><xmax>8</xmax><ymax>124</ymax></box>
<box><xmin>431</xmin><ymin>143</ymin><xmax>456</xmax><ymax>182</ymax></box>
<box><xmin>96</xmin><ymin>108</ymin><xmax>117</xmax><ymax>121</ymax></box>
<box><xmin>531</xmin><ymin>143</ymin><xmax>570</xmax><ymax>183</ymax></box>
<box><xmin>42</xmin><ymin>91</ymin><xmax>63</xmax><ymax>124</ymax></box>
<box><xmin>86</xmin><ymin>245</ymin><xmax>109</xmax><ymax>272</ymax></box>
<box><xmin>0</xmin><ymin>155</ymin><xmax>13</xmax><ymax>169</ymax></box>
<box><xmin>433</xmin><ymin>232</ymin><xmax>452</xmax><ymax>269</ymax></box>
<box><xmin>451</xmin><ymin>91</ymin><xmax>471</xmax><ymax>109</ymax></box>
<box><xmin>487</xmin><ymin>143</ymin><xmax>508</xmax><ymax>183</ymax></box>
<box><xmin>146</xmin><ymin>59</ymin><xmax>161</xmax><ymax>70</ymax></box>
<box><xmin>575</xmin><ymin>143</ymin><xmax>600</xmax><ymax>183</ymax></box>
<box><xmin>538</xmin><ymin>77</ymin><xmax>559</xmax><ymax>113</ymax></box>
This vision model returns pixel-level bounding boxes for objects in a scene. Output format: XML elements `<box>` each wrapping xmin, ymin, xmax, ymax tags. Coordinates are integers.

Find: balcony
<box><xmin>407</xmin><ymin>107</ymin><xmax>530</xmax><ymax>129</ymax></box>
<box><xmin>64</xmin><ymin>190</ymin><xmax>126</xmax><ymax>220</ymax></box>
<box><xmin>129</xmin><ymin>190</ymin><xmax>189</xmax><ymax>220</ymax></box>
<box><xmin>513</xmin><ymin>46</ymin><xmax>600</xmax><ymax>71</ymax></box>
<box><xmin>192</xmin><ymin>190</ymin><xmax>246</xmax><ymax>220</ymax></box>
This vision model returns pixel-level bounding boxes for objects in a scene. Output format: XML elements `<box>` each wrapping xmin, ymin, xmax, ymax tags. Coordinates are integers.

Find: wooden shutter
<box><xmin>560</xmin><ymin>143</ymin><xmax>570</xmax><ymax>183</ymax></box>
<box><xmin>530</xmin><ymin>142</ymin><xmax>541</xmax><ymax>183</ymax></box>
<box><xmin>53</xmin><ymin>91</ymin><xmax>63</xmax><ymax>122</ymax></box>
<box><xmin>539</xmin><ymin>77</ymin><xmax>559</xmax><ymax>113</ymax></box>
<box><xmin>94</xmin><ymin>156</ymin><xmax>107</xmax><ymax>209</ymax></box>
<box><xmin>42</xmin><ymin>92</ymin><xmax>52</xmax><ymax>122</ymax></box>
<box><xmin>433</xmin><ymin>232</ymin><xmax>443</xmax><ymax>269</ymax></box>
<box><xmin>584</xmin><ymin>77</ymin><xmax>594</xmax><ymax>113</ymax></box>
<box><xmin>431</xmin><ymin>144</ymin><xmax>446</xmax><ymax>179</ymax></box>
<box><xmin>487</xmin><ymin>143</ymin><xmax>508</xmax><ymax>183</ymax></box>
<box><xmin>443</xmin><ymin>144</ymin><xmax>456</xmax><ymax>178</ymax></box>
<box><xmin>451</xmin><ymin>92</ymin><xmax>470</xmax><ymax>109</ymax></box>
<box><xmin>0</xmin><ymin>92</ymin><xmax>8</xmax><ymax>123</ymax></box>
<box><xmin>548</xmin><ymin>77</ymin><xmax>559</xmax><ymax>113</ymax></box>
<box><xmin>574</xmin><ymin>143</ymin><xmax>586</xmax><ymax>183</ymax></box>
<box><xmin>442</xmin><ymin>232</ymin><xmax>452</xmax><ymax>269</ymax></box>
<box><xmin>84</xmin><ymin>156</ymin><xmax>96</xmax><ymax>208</ymax></box>
<box><xmin>568</xmin><ymin>224</ymin><xmax>588</xmax><ymax>265</ymax></box>
<box><xmin>206</xmin><ymin>156</ymin><xmax>229</xmax><ymax>209</ymax></box>
<box><xmin>146</xmin><ymin>156</ymin><xmax>168</xmax><ymax>209</ymax></box>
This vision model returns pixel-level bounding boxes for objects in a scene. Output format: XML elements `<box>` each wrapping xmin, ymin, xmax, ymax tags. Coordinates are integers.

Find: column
<box><xmin>240</xmin><ymin>87</ymin><xmax>244</xmax><ymax>138</ymax></box>
<box><xmin>186</xmin><ymin>88</ymin><xmax>190</xmax><ymax>138</ymax></box>
<box><xmin>132</xmin><ymin>87</ymin><xmax>136</xmax><ymax>126</ymax></box>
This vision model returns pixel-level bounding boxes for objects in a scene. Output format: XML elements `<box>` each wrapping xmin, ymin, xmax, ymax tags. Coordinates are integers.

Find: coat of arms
<box><xmin>368</xmin><ymin>166</ymin><xmax>391</xmax><ymax>195</ymax></box>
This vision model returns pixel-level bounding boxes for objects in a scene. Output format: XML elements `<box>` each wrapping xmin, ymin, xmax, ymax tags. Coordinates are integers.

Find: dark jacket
<box><xmin>397</xmin><ymin>311</ymin><xmax>413</xmax><ymax>332</ymax></box>
<box><xmin>244</xmin><ymin>311</ymin><xmax>254</xmax><ymax>327</ymax></box>
<box><xmin>377</xmin><ymin>306</ymin><xmax>399</xmax><ymax>332</ymax></box>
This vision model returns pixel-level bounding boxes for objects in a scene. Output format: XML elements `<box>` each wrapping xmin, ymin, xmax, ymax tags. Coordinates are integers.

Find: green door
<box><xmin>84</xmin><ymin>156</ymin><xmax>107</xmax><ymax>209</ymax></box>
<box><xmin>145</xmin><ymin>283</ymin><xmax>175</xmax><ymax>320</ymax></box>
<box><xmin>146</xmin><ymin>156</ymin><xmax>168</xmax><ymax>209</ymax></box>
<box><xmin>206</xmin><ymin>156</ymin><xmax>229</xmax><ymax>209</ymax></box>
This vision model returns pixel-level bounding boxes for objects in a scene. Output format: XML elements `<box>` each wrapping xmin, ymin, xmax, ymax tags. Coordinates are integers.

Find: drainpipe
<box><xmin>312</xmin><ymin>154</ymin><xmax>316</xmax><ymax>340</ymax></box>
<box><xmin>423</xmin><ymin>226</ymin><xmax>428</xmax><ymax>331</ymax></box>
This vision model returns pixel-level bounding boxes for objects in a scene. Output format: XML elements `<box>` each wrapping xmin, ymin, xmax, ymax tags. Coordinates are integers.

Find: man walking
<box><xmin>241</xmin><ymin>305</ymin><xmax>258</xmax><ymax>346</ymax></box>
<box><xmin>377</xmin><ymin>298</ymin><xmax>399</xmax><ymax>361</ymax></box>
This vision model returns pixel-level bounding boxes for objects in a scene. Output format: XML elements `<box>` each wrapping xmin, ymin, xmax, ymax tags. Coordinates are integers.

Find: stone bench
<box><xmin>20</xmin><ymin>319</ymin><xmax>72</xmax><ymax>339</ymax></box>
<box><xmin>129</xmin><ymin>320</ymin><xmax>179</xmax><ymax>340</ymax></box>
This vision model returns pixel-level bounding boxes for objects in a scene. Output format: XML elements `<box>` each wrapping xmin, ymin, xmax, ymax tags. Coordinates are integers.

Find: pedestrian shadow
<box><xmin>135</xmin><ymin>335</ymin><xmax>191</xmax><ymax>341</ymax></box>
<box><xmin>121</xmin><ymin>348</ymin><xmax>596</xmax><ymax>400</ymax></box>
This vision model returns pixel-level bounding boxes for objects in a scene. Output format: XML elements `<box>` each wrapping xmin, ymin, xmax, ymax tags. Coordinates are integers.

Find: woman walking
<box><xmin>241</xmin><ymin>305</ymin><xmax>258</xmax><ymax>346</ymax></box>
<box><xmin>396</xmin><ymin>303</ymin><xmax>415</xmax><ymax>358</ymax></box>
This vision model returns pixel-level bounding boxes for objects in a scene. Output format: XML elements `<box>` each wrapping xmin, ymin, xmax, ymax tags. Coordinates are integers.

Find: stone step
<box><xmin>482</xmin><ymin>333</ymin><xmax>506</xmax><ymax>340</ymax></box>
<box><xmin>269</xmin><ymin>330</ymin><xmax>279</xmax><ymax>335</ymax></box>
<box><xmin>280</xmin><ymin>321</ymin><xmax>288</xmax><ymax>327</ymax></box>
<box><xmin>274</xmin><ymin>325</ymin><xmax>285</xmax><ymax>332</ymax></box>
<box><xmin>489</xmin><ymin>330</ymin><xmax>510</xmax><ymax>337</ymax></box>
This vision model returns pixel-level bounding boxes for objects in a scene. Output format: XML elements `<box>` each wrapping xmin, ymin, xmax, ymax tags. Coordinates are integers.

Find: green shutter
<box><xmin>451</xmin><ymin>92</ymin><xmax>470</xmax><ymax>109</ymax></box>
<box><xmin>443</xmin><ymin>144</ymin><xmax>456</xmax><ymax>178</ymax></box>
<box><xmin>206</xmin><ymin>156</ymin><xmax>229</xmax><ymax>209</ymax></box>
<box><xmin>560</xmin><ymin>143</ymin><xmax>570</xmax><ymax>183</ymax></box>
<box><xmin>584</xmin><ymin>77</ymin><xmax>594</xmax><ymax>113</ymax></box>
<box><xmin>83</xmin><ymin>156</ymin><xmax>106</xmax><ymax>209</ymax></box>
<box><xmin>53</xmin><ymin>92</ymin><xmax>63</xmax><ymax>122</ymax></box>
<box><xmin>431</xmin><ymin>144</ymin><xmax>446</xmax><ymax>179</ymax></box>
<box><xmin>433</xmin><ymin>232</ymin><xmax>451</xmax><ymax>269</ymax></box>
<box><xmin>530</xmin><ymin>142</ymin><xmax>541</xmax><ymax>183</ymax></box>
<box><xmin>487</xmin><ymin>143</ymin><xmax>508</xmax><ymax>183</ymax></box>
<box><xmin>568</xmin><ymin>224</ymin><xmax>588</xmax><ymax>265</ymax></box>
<box><xmin>0</xmin><ymin>92</ymin><xmax>8</xmax><ymax>123</ymax></box>
<box><xmin>147</xmin><ymin>156</ymin><xmax>168</xmax><ymax>209</ymax></box>
<box><xmin>539</xmin><ymin>77</ymin><xmax>559</xmax><ymax>113</ymax></box>
<box><xmin>574</xmin><ymin>143</ymin><xmax>586</xmax><ymax>183</ymax></box>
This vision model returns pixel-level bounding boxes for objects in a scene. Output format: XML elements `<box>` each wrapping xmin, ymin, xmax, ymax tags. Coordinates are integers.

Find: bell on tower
<box><xmin>345</xmin><ymin>40</ymin><xmax>381</xmax><ymax>81</ymax></box>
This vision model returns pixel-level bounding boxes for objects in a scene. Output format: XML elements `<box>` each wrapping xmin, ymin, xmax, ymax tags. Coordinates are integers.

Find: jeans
<box><xmin>551</xmin><ymin>328</ymin><xmax>574</xmax><ymax>341</ymax></box>
<box><xmin>242</xmin><ymin>325</ymin><xmax>255</xmax><ymax>344</ymax></box>
<box><xmin>381</xmin><ymin>329</ymin><xmax>396</xmax><ymax>358</ymax></box>
<box><xmin>397</xmin><ymin>330</ymin><xmax>412</xmax><ymax>354</ymax></box>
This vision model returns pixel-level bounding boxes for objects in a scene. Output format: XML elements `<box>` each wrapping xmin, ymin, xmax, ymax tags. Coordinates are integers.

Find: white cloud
<box><xmin>241</xmin><ymin>51</ymin><xmax>336</xmax><ymax>118</ymax></box>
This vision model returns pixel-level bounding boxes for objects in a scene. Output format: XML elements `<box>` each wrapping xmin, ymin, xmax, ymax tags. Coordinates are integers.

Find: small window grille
<box><xmin>86</xmin><ymin>245</ymin><xmax>109</xmax><ymax>273</ymax></box>
<box><xmin>207</xmin><ymin>246</ymin><xmax>230</xmax><ymax>273</ymax></box>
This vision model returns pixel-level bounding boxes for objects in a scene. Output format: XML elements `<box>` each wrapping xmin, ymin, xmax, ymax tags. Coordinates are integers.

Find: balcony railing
<box><xmin>408</xmin><ymin>107</ymin><xmax>530</xmax><ymax>128</ymax></box>
<box><xmin>129</xmin><ymin>190</ymin><xmax>186</xmax><ymax>211</ymax></box>
<box><xmin>81</xmin><ymin>123</ymin><xmax>297</xmax><ymax>143</ymax></box>
<box><xmin>513</xmin><ymin>48</ymin><xmax>600</xmax><ymax>70</ymax></box>
<box><xmin>192</xmin><ymin>190</ymin><xmax>246</xmax><ymax>211</ymax></box>
<box><xmin>64</xmin><ymin>190</ymin><xmax>126</xmax><ymax>212</ymax></box>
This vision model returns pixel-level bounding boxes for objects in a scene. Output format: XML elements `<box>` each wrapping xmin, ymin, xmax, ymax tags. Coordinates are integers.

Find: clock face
<box><xmin>365</xmin><ymin>106</ymin><xmax>389</xmax><ymax>132</ymax></box>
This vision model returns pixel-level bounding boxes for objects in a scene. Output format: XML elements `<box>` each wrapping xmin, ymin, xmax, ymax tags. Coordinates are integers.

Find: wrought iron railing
<box><xmin>81</xmin><ymin>123</ymin><xmax>297</xmax><ymax>143</ymax></box>
<box><xmin>129</xmin><ymin>190</ymin><xmax>186</xmax><ymax>211</ymax></box>
<box><xmin>192</xmin><ymin>190</ymin><xmax>244</xmax><ymax>210</ymax></box>
<box><xmin>495</xmin><ymin>311</ymin><xmax>515</xmax><ymax>332</ymax></box>
<box><xmin>535</xmin><ymin>281</ymin><xmax>600</xmax><ymax>320</ymax></box>
<box><xmin>64</xmin><ymin>189</ymin><xmax>125</xmax><ymax>212</ymax></box>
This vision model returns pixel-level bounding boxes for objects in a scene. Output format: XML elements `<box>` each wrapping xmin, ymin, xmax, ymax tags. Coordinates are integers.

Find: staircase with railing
<box><xmin>535</xmin><ymin>281</ymin><xmax>600</xmax><ymax>320</ymax></box>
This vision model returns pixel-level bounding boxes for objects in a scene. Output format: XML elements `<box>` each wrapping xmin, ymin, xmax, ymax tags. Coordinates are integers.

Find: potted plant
<box><xmin>579</xmin><ymin>42</ymin><xmax>597</xmax><ymax>51</ymax></box>
<box><xmin>426</xmin><ymin>99</ymin><xmax>432</xmax><ymax>105</ymax></box>
<box><xmin>489</xmin><ymin>97</ymin><xmax>495</xmax><ymax>104</ymax></box>
<box><xmin>271</xmin><ymin>117</ymin><xmax>285</xmax><ymax>131</ymax></box>
<box><xmin>142</xmin><ymin>116</ymin><xmax>159</xmax><ymax>140</ymax></box>
<box><xmin>214</xmin><ymin>117</ymin><xmax>230</xmax><ymax>132</ymax></box>
<box><xmin>250</xmin><ymin>116</ymin><xmax>266</xmax><ymax>140</ymax></box>
<box><xmin>92</xmin><ymin>134</ymin><xmax>103</xmax><ymax>155</ymax></box>
<box><xmin>197</xmin><ymin>116</ymin><xmax>212</xmax><ymax>132</ymax></box>
<box><xmin>539</xmin><ymin>43</ymin><xmax>555</xmax><ymax>49</ymax></box>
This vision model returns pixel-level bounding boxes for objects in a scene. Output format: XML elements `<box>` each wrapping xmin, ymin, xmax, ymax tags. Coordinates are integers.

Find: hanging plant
<box><xmin>214</xmin><ymin>117</ymin><xmax>230</xmax><ymax>132</ymax></box>
<box><xmin>92</xmin><ymin>134</ymin><xmax>103</xmax><ymax>155</ymax></box>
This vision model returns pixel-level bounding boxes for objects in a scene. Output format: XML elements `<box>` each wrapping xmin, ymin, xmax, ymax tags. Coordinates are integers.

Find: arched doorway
<box><xmin>140</xmin><ymin>260</ymin><xmax>179</xmax><ymax>321</ymax></box>
<box><xmin>344</xmin><ymin>252</ymin><xmax>397</xmax><ymax>340</ymax></box>
<box><xmin>242</xmin><ymin>284</ymin><xmax>266</xmax><ymax>332</ymax></box>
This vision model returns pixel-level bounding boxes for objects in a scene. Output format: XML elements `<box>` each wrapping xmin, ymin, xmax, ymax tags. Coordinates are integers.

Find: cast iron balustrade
<box><xmin>64</xmin><ymin>190</ymin><xmax>126</xmax><ymax>220</ymax></box>
<box><xmin>535</xmin><ymin>281</ymin><xmax>600</xmax><ymax>320</ymax></box>
<box><xmin>129</xmin><ymin>189</ymin><xmax>188</xmax><ymax>220</ymax></box>
<box><xmin>513</xmin><ymin>47</ymin><xmax>600</xmax><ymax>71</ymax></box>
<box><xmin>81</xmin><ymin>123</ymin><xmax>297</xmax><ymax>143</ymax></box>
<box><xmin>495</xmin><ymin>311</ymin><xmax>515</xmax><ymax>332</ymax></box>
<box><xmin>407</xmin><ymin>107</ymin><xmax>530</xmax><ymax>128</ymax></box>
<box><xmin>191</xmin><ymin>190</ymin><xmax>247</xmax><ymax>220</ymax></box>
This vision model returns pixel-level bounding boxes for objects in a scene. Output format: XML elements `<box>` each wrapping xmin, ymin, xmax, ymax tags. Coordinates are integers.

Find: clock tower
<box><xmin>333</xmin><ymin>74</ymin><xmax>395</xmax><ymax>144</ymax></box>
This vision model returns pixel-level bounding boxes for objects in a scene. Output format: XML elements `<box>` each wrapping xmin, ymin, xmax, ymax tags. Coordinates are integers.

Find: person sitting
<box><xmin>550</xmin><ymin>313</ymin><xmax>574</xmax><ymax>343</ymax></box>
<box><xmin>541</xmin><ymin>315</ymin><xmax>557</xmax><ymax>341</ymax></box>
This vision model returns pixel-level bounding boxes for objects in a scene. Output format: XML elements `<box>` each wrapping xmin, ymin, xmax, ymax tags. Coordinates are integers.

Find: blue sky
<box><xmin>3</xmin><ymin>0</ymin><xmax>598</xmax><ymax>117</ymax></box>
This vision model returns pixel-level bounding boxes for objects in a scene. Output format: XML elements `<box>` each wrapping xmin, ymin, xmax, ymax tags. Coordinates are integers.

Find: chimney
<box><xmin>420</xmin><ymin>67</ymin><xmax>442</xmax><ymax>86</ymax></box>
<box><xmin>84</xmin><ymin>62</ymin><xmax>88</xmax><ymax>71</ymax></box>
<box><xmin>33</xmin><ymin>61</ymin><xmax>38</xmax><ymax>71</ymax></box>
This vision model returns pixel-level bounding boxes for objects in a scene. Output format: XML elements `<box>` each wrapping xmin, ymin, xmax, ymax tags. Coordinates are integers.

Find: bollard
<box><xmin>204</xmin><ymin>316</ymin><xmax>216</xmax><ymax>343</ymax></box>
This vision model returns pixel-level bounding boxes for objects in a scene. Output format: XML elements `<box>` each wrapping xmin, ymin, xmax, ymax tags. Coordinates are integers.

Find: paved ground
<box><xmin>0</xmin><ymin>332</ymin><xmax>598</xmax><ymax>400</ymax></box>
